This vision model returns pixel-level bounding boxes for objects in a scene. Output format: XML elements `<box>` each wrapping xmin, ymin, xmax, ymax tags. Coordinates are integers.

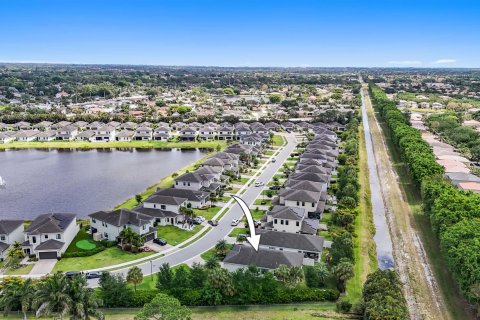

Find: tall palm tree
<box><xmin>0</xmin><ymin>278</ymin><xmax>34</xmax><ymax>320</ymax></box>
<box><xmin>34</xmin><ymin>272</ymin><xmax>72</xmax><ymax>320</ymax></box>
<box><xmin>333</xmin><ymin>258</ymin><xmax>354</xmax><ymax>293</ymax></box>
<box><xmin>214</xmin><ymin>240</ymin><xmax>229</xmax><ymax>257</ymax></box>
<box><xmin>67</xmin><ymin>275</ymin><xmax>104</xmax><ymax>320</ymax></box>
<box><xmin>7</xmin><ymin>241</ymin><xmax>25</xmax><ymax>268</ymax></box>
<box><xmin>314</xmin><ymin>262</ymin><xmax>330</xmax><ymax>286</ymax></box>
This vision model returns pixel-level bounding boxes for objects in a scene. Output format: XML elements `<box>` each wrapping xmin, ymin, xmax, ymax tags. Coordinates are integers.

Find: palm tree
<box><xmin>274</xmin><ymin>265</ymin><xmax>304</xmax><ymax>288</ymax></box>
<box><xmin>214</xmin><ymin>240</ymin><xmax>229</xmax><ymax>257</ymax></box>
<box><xmin>34</xmin><ymin>272</ymin><xmax>72</xmax><ymax>320</ymax></box>
<box><xmin>119</xmin><ymin>227</ymin><xmax>137</xmax><ymax>250</ymax></box>
<box><xmin>333</xmin><ymin>258</ymin><xmax>354</xmax><ymax>293</ymax></box>
<box><xmin>0</xmin><ymin>278</ymin><xmax>34</xmax><ymax>320</ymax></box>
<box><xmin>204</xmin><ymin>256</ymin><xmax>220</xmax><ymax>269</ymax></box>
<box><xmin>127</xmin><ymin>266</ymin><xmax>144</xmax><ymax>292</ymax></box>
<box><xmin>7</xmin><ymin>241</ymin><xmax>25</xmax><ymax>268</ymax></box>
<box><xmin>207</xmin><ymin>268</ymin><xmax>235</xmax><ymax>297</ymax></box>
<box><xmin>314</xmin><ymin>262</ymin><xmax>330</xmax><ymax>286</ymax></box>
<box><xmin>67</xmin><ymin>275</ymin><xmax>104</xmax><ymax>320</ymax></box>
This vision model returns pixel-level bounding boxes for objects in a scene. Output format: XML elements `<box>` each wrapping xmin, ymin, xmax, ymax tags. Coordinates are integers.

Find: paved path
<box><xmin>88</xmin><ymin>133</ymin><xmax>297</xmax><ymax>287</ymax></box>
<box><xmin>29</xmin><ymin>259</ymin><xmax>57</xmax><ymax>276</ymax></box>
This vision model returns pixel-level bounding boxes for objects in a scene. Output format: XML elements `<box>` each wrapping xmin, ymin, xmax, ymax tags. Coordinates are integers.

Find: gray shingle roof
<box><xmin>258</xmin><ymin>230</ymin><xmax>324</xmax><ymax>252</ymax></box>
<box><xmin>24</xmin><ymin>213</ymin><xmax>76</xmax><ymax>235</ymax></box>
<box><xmin>268</xmin><ymin>206</ymin><xmax>304</xmax><ymax>220</ymax></box>
<box><xmin>35</xmin><ymin>239</ymin><xmax>64</xmax><ymax>251</ymax></box>
<box><xmin>223</xmin><ymin>244</ymin><xmax>304</xmax><ymax>269</ymax></box>
<box><xmin>144</xmin><ymin>194</ymin><xmax>187</xmax><ymax>205</ymax></box>
<box><xmin>0</xmin><ymin>220</ymin><xmax>23</xmax><ymax>235</ymax></box>
<box><xmin>154</xmin><ymin>188</ymin><xmax>210</xmax><ymax>202</ymax></box>
<box><xmin>89</xmin><ymin>209</ymin><xmax>152</xmax><ymax>227</ymax></box>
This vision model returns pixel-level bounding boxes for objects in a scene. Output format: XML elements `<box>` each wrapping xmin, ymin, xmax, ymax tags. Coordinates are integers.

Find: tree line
<box><xmin>370</xmin><ymin>84</ymin><xmax>480</xmax><ymax>316</ymax></box>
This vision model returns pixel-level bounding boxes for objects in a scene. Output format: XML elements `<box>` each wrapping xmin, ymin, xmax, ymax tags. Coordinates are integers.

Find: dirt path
<box><xmin>362</xmin><ymin>85</ymin><xmax>450</xmax><ymax>320</ymax></box>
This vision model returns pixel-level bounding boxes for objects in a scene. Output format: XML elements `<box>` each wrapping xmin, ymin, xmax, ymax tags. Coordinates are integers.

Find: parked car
<box><xmin>208</xmin><ymin>220</ymin><xmax>219</xmax><ymax>226</ymax></box>
<box><xmin>254</xmin><ymin>220</ymin><xmax>262</xmax><ymax>228</ymax></box>
<box><xmin>271</xmin><ymin>158</ymin><xmax>276</xmax><ymax>163</ymax></box>
<box><xmin>65</xmin><ymin>271</ymin><xmax>82</xmax><ymax>279</ymax></box>
<box><xmin>254</xmin><ymin>181</ymin><xmax>265</xmax><ymax>187</ymax></box>
<box><xmin>193</xmin><ymin>217</ymin><xmax>203</xmax><ymax>225</ymax></box>
<box><xmin>231</xmin><ymin>219</ymin><xmax>240</xmax><ymax>226</ymax></box>
<box><xmin>86</xmin><ymin>271</ymin><xmax>102</xmax><ymax>279</ymax></box>
<box><xmin>269</xmin><ymin>185</ymin><xmax>281</xmax><ymax>190</ymax></box>
<box><xmin>197</xmin><ymin>216</ymin><xmax>206</xmax><ymax>222</ymax></box>
<box><xmin>237</xmin><ymin>234</ymin><xmax>248</xmax><ymax>240</ymax></box>
<box><xmin>153</xmin><ymin>238</ymin><xmax>168</xmax><ymax>246</ymax></box>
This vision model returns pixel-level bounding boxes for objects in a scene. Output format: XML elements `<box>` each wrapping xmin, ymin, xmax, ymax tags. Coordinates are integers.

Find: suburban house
<box><xmin>223</xmin><ymin>245</ymin><xmax>304</xmax><ymax>272</ymax></box>
<box><xmin>116</xmin><ymin>130</ymin><xmax>135</xmax><ymax>141</ymax></box>
<box><xmin>76</xmin><ymin>130</ymin><xmax>96</xmax><ymax>142</ymax></box>
<box><xmin>257</xmin><ymin>230</ymin><xmax>324</xmax><ymax>263</ymax></box>
<box><xmin>56</xmin><ymin>125</ymin><xmax>79</xmax><ymax>141</ymax></box>
<box><xmin>36</xmin><ymin>130</ymin><xmax>57</xmax><ymax>141</ymax></box>
<box><xmin>134</xmin><ymin>126</ymin><xmax>153</xmax><ymax>140</ymax></box>
<box><xmin>199</xmin><ymin>125</ymin><xmax>217</xmax><ymax>140</ymax></box>
<box><xmin>174</xmin><ymin>171</ymin><xmax>219</xmax><ymax>193</ymax></box>
<box><xmin>94</xmin><ymin>125</ymin><xmax>116</xmax><ymax>142</ymax></box>
<box><xmin>0</xmin><ymin>132</ymin><xmax>16</xmax><ymax>144</ymax></box>
<box><xmin>200</xmin><ymin>157</ymin><xmax>226</xmax><ymax>173</ymax></box>
<box><xmin>262</xmin><ymin>205</ymin><xmax>318</xmax><ymax>235</ymax></box>
<box><xmin>179</xmin><ymin>127</ymin><xmax>197</xmax><ymax>141</ymax></box>
<box><xmin>0</xmin><ymin>220</ymin><xmax>24</xmax><ymax>261</ymax></box>
<box><xmin>217</xmin><ymin>125</ymin><xmax>235</xmax><ymax>140</ymax></box>
<box><xmin>153</xmin><ymin>126</ymin><xmax>170</xmax><ymax>141</ymax></box>
<box><xmin>277</xmin><ymin>188</ymin><xmax>323</xmax><ymax>215</ymax></box>
<box><xmin>153</xmin><ymin>188</ymin><xmax>211</xmax><ymax>208</ymax></box>
<box><xmin>143</xmin><ymin>194</ymin><xmax>187</xmax><ymax>214</ymax></box>
<box><xmin>15</xmin><ymin>130</ymin><xmax>39</xmax><ymax>142</ymax></box>
<box><xmin>89</xmin><ymin>209</ymin><xmax>157</xmax><ymax>242</ymax></box>
<box><xmin>21</xmin><ymin>213</ymin><xmax>79</xmax><ymax>259</ymax></box>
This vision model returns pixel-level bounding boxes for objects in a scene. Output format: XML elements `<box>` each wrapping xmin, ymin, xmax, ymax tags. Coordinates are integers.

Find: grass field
<box><xmin>193</xmin><ymin>206</ymin><xmax>222</xmax><ymax>220</ymax></box>
<box><xmin>344</xmin><ymin>124</ymin><xmax>378</xmax><ymax>304</ymax></box>
<box><xmin>64</xmin><ymin>229</ymin><xmax>101</xmax><ymax>254</ymax></box>
<box><xmin>3</xmin><ymin>264</ymin><xmax>34</xmax><ymax>275</ymax></box>
<box><xmin>52</xmin><ymin>247</ymin><xmax>154</xmax><ymax>272</ymax></box>
<box><xmin>228</xmin><ymin>227</ymin><xmax>248</xmax><ymax>238</ymax></box>
<box><xmin>156</xmin><ymin>225</ymin><xmax>203</xmax><ymax>246</ymax></box>
<box><xmin>0</xmin><ymin>140</ymin><xmax>227</xmax><ymax>150</ymax></box>
<box><xmin>272</xmin><ymin>134</ymin><xmax>286</xmax><ymax>146</ymax></box>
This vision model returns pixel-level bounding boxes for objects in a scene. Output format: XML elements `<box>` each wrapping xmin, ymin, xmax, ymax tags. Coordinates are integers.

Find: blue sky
<box><xmin>1</xmin><ymin>0</ymin><xmax>479</xmax><ymax>67</ymax></box>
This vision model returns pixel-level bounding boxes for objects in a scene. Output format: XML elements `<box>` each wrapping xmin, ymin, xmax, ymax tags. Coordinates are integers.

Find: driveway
<box><xmin>29</xmin><ymin>259</ymin><xmax>57</xmax><ymax>276</ymax></box>
<box><xmin>88</xmin><ymin>133</ymin><xmax>297</xmax><ymax>287</ymax></box>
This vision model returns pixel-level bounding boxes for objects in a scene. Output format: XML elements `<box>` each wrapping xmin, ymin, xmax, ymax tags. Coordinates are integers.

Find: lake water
<box><xmin>0</xmin><ymin>148</ymin><xmax>206</xmax><ymax>220</ymax></box>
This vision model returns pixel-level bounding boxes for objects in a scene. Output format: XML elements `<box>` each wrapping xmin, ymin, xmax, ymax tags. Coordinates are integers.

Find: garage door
<box><xmin>39</xmin><ymin>251</ymin><xmax>58</xmax><ymax>259</ymax></box>
<box><xmin>144</xmin><ymin>233</ymin><xmax>156</xmax><ymax>242</ymax></box>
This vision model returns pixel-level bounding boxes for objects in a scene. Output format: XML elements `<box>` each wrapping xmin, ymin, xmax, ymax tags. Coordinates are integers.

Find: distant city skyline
<box><xmin>1</xmin><ymin>0</ymin><xmax>479</xmax><ymax>67</ymax></box>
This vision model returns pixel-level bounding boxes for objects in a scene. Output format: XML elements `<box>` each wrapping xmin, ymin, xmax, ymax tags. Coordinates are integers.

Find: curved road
<box><xmin>89</xmin><ymin>133</ymin><xmax>297</xmax><ymax>286</ymax></box>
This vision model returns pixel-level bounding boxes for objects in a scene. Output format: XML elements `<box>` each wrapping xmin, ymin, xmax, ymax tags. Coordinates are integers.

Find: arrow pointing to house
<box><xmin>231</xmin><ymin>195</ymin><xmax>261</xmax><ymax>251</ymax></box>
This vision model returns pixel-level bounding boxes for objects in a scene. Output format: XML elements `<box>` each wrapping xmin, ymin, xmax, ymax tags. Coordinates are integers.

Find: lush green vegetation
<box><xmin>425</xmin><ymin>112</ymin><xmax>480</xmax><ymax>161</ymax></box>
<box><xmin>371</xmin><ymin>84</ymin><xmax>480</xmax><ymax>316</ymax></box>
<box><xmin>360</xmin><ymin>269</ymin><xmax>408</xmax><ymax>319</ymax></box>
<box><xmin>271</xmin><ymin>134</ymin><xmax>286</xmax><ymax>146</ymax></box>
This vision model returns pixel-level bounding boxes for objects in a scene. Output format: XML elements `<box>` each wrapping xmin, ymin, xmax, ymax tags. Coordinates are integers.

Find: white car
<box><xmin>254</xmin><ymin>181</ymin><xmax>265</xmax><ymax>187</ymax></box>
<box><xmin>231</xmin><ymin>219</ymin><xmax>240</xmax><ymax>226</ymax></box>
<box><xmin>197</xmin><ymin>215</ymin><xmax>206</xmax><ymax>222</ymax></box>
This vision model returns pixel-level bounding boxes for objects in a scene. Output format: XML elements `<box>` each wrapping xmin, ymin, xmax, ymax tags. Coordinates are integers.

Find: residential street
<box><xmin>88</xmin><ymin>133</ymin><xmax>298</xmax><ymax>287</ymax></box>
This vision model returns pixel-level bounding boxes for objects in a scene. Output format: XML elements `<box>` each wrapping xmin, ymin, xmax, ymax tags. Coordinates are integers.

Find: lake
<box><xmin>0</xmin><ymin>148</ymin><xmax>206</xmax><ymax>220</ymax></box>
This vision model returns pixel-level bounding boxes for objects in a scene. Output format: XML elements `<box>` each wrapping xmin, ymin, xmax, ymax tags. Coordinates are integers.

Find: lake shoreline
<box><xmin>0</xmin><ymin>140</ymin><xmax>226</xmax><ymax>150</ymax></box>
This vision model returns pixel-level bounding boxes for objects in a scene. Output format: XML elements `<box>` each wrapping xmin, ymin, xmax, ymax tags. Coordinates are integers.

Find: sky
<box><xmin>1</xmin><ymin>0</ymin><xmax>479</xmax><ymax>68</ymax></box>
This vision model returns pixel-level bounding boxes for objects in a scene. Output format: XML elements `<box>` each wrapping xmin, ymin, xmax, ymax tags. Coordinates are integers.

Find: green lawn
<box><xmin>52</xmin><ymin>247</ymin><xmax>154</xmax><ymax>272</ymax></box>
<box><xmin>272</xmin><ymin>134</ymin><xmax>286</xmax><ymax>146</ymax></box>
<box><xmin>200</xmin><ymin>247</ymin><xmax>218</xmax><ymax>261</ymax></box>
<box><xmin>65</xmin><ymin>229</ymin><xmax>102</xmax><ymax>254</ymax></box>
<box><xmin>229</xmin><ymin>227</ymin><xmax>248</xmax><ymax>238</ymax></box>
<box><xmin>232</xmin><ymin>177</ymin><xmax>249</xmax><ymax>184</ymax></box>
<box><xmin>0</xmin><ymin>140</ymin><xmax>227</xmax><ymax>150</ymax></box>
<box><xmin>156</xmin><ymin>225</ymin><xmax>203</xmax><ymax>246</ymax></box>
<box><xmin>4</xmin><ymin>264</ymin><xmax>34</xmax><ymax>275</ymax></box>
<box><xmin>249</xmin><ymin>208</ymin><xmax>266</xmax><ymax>220</ymax></box>
<box><xmin>193</xmin><ymin>206</ymin><xmax>222</xmax><ymax>220</ymax></box>
<box><xmin>76</xmin><ymin>240</ymin><xmax>96</xmax><ymax>250</ymax></box>
<box><xmin>253</xmin><ymin>199</ymin><xmax>272</xmax><ymax>206</ymax></box>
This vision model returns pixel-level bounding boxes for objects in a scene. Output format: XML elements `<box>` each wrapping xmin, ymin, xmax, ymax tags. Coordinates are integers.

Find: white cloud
<box><xmin>388</xmin><ymin>60</ymin><xmax>422</xmax><ymax>65</ymax></box>
<box><xmin>433</xmin><ymin>59</ymin><xmax>457</xmax><ymax>64</ymax></box>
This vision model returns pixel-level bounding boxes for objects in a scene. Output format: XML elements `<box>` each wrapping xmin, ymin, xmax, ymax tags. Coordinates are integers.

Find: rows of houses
<box><xmin>223</xmin><ymin>124</ymin><xmax>339</xmax><ymax>272</ymax></box>
<box><xmin>0</xmin><ymin>120</ymin><xmax>300</xmax><ymax>144</ymax></box>
<box><xmin>88</xmin><ymin>140</ymin><xmax>269</xmax><ymax>242</ymax></box>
